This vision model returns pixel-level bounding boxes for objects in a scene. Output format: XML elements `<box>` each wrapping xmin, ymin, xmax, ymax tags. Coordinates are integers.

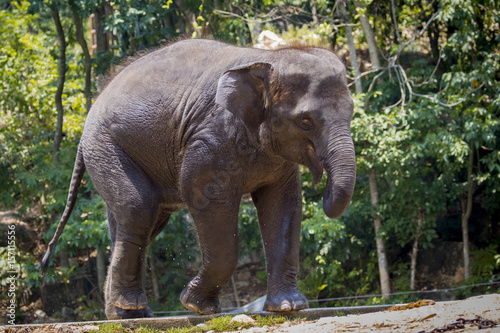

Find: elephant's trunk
<box><xmin>322</xmin><ymin>132</ymin><xmax>356</xmax><ymax>219</ymax></box>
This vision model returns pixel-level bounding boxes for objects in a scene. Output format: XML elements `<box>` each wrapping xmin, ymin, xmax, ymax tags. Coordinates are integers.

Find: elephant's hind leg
<box><xmin>105</xmin><ymin>209</ymin><xmax>171</xmax><ymax>320</ymax></box>
<box><xmin>104</xmin><ymin>209</ymin><xmax>157</xmax><ymax>319</ymax></box>
<box><xmin>104</xmin><ymin>238</ymin><xmax>153</xmax><ymax>319</ymax></box>
<box><xmin>87</xmin><ymin>143</ymin><xmax>161</xmax><ymax>319</ymax></box>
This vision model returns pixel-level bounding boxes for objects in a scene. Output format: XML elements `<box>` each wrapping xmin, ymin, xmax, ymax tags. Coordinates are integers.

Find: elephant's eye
<box><xmin>297</xmin><ymin>117</ymin><xmax>314</xmax><ymax>131</ymax></box>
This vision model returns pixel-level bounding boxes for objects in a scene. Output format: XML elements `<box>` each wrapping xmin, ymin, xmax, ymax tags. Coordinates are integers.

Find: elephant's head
<box><xmin>215</xmin><ymin>48</ymin><xmax>356</xmax><ymax>219</ymax></box>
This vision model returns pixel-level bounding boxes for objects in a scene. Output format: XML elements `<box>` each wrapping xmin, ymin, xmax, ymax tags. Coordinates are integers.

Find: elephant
<box><xmin>40</xmin><ymin>39</ymin><xmax>356</xmax><ymax>319</ymax></box>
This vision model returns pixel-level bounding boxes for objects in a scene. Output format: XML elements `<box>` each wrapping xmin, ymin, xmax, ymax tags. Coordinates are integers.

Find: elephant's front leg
<box><xmin>252</xmin><ymin>165</ymin><xmax>308</xmax><ymax>312</ymax></box>
<box><xmin>180</xmin><ymin>183</ymin><xmax>241</xmax><ymax>315</ymax></box>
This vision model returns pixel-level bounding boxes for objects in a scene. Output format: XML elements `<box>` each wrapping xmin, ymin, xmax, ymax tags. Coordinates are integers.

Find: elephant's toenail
<box><xmin>280</xmin><ymin>303</ymin><xmax>291</xmax><ymax>311</ymax></box>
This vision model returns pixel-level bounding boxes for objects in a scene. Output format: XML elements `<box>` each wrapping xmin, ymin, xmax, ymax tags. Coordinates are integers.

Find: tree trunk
<box><xmin>50</xmin><ymin>7</ymin><xmax>67</xmax><ymax>161</ymax></box>
<box><xmin>369</xmin><ymin>169</ymin><xmax>391</xmax><ymax>297</ymax></box>
<box><xmin>94</xmin><ymin>5</ymin><xmax>109</xmax><ymax>54</ymax></box>
<box><xmin>410</xmin><ymin>210</ymin><xmax>423</xmax><ymax>291</ymax></box>
<box><xmin>340</xmin><ymin>2</ymin><xmax>362</xmax><ymax>94</ymax></box>
<box><xmin>427</xmin><ymin>0</ymin><xmax>440</xmax><ymax>63</ymax></box>
<box><xmin>351</xmin><ymin>0</ymin><xmax>389</xmax><ymax>296</ymax></box>
<box><xmin>96</xmin><ymin>249</ymin><xmax>106</xmax><ymax>294</ymax></box>
<box><xmin>70</xmin><ymin>7</ymin><xmax>92</xmax><ymax>112</ymax></box>
<box><xmin>354</xmin><ymin>1</ymin><xmax>381</xmax><ymax>68</ymax></box>
<box><xmin>461</xmin><ymin>143</ymin><xmax>475</xmax><ymax>280</ymax></box>
<box><xmin>93</xmin><ymin>3</ymin><xmax>110</xmax><ymax>92</ymax></box>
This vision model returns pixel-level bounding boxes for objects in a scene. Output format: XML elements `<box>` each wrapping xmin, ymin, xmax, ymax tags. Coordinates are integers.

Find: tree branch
<box><xmin>214</xmin><ymin>8</ymin><xmax>282</xmax><ymax>23</ymax></box>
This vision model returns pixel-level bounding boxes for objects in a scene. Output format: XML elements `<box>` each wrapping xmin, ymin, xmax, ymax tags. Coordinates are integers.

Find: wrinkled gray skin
<box><xmin>42</xmin><ymin>39</ymin><xmax>356</xmax><ymax>319</ymax></box>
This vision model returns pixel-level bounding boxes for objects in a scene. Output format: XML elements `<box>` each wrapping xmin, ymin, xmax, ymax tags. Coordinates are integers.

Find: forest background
<box><xmin>0</xmin><ymin>0</ymin><xmax>499</xmax><ymax>323</ymax></box>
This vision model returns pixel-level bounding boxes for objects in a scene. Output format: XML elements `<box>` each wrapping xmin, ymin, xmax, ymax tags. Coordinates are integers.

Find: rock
<box><xmin>253</xmin><ymin>31</ymin><xmax>287</xmax><ymax>50</ymax></box>
<box><xmin>230</xmin><ymin>314</ymin><xmax>257</xmax><ymax>325</ymax></box>
<box><xmin>34</xmin><ymin>309</ymin><xmax>47</xmax><ymax>318</ymax></box>
<box><xmin>81</xmin><ymin>325</ymin><xmax>99</xmax><ymax>332</ymax></box>
<box><xmin>0</xmin><ymin>211</ymin><xmax>38</xmax><ymax>252</ymax></box>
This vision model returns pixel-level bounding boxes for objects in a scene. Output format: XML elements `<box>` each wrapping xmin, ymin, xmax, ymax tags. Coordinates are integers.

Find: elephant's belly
<box><xmin>157</xmin><ymin>188</ymin><xmax>184</xmax><ymax>211</ymax></box>
<box><xmin>240</xmin><ymin>157</ymin><xmax>290</xmax><ymax>195</ymax></box>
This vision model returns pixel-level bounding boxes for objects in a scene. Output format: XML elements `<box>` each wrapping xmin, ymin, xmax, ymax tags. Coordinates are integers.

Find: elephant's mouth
<box><xmin>305</xmin><ymin>143</ymin><xmax>323</xmax><ymax>185</ymax></box>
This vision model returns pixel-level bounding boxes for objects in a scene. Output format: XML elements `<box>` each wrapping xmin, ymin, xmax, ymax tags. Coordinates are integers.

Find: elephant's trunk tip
<box><xmin>323</xmin><ymin>182</ymin><xmax>354</xmax><ymax>219</ymax></box>
<box><xmin>322</xmin><ymin>150</ymin><xmax>356</xmax><ymax>219</ymax></box>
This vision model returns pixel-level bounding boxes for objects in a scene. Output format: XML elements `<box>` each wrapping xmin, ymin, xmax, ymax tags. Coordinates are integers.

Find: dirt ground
<box><xmin>231</xmin><ymin>294</ymin><xmax>500</xmax><ymax>333</ymax></box>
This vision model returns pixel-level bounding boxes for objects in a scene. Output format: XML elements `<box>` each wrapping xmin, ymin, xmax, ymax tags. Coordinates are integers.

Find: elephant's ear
<box><xmin>216</xmin><ymin>62</ymin><xmax>273</xmax><ymax>129</ymax></box>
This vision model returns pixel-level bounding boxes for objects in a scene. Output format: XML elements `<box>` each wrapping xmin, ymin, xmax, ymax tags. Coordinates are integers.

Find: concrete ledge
<box><xmin>3</xmin><ymin>304</ymin><xmax>394</xmax><ymax>331</ymax></box>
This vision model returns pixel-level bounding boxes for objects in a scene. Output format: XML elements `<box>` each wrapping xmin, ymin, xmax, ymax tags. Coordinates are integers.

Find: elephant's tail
<box><xmin>40</xmin><ymin>145</ymin><xmax>86</xmax><ymax>277</ymax></box>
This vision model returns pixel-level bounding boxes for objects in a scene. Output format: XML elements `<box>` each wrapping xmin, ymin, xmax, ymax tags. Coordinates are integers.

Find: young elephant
<box><xmin>41</xmin><ymin>39</ymin><xmax>356</xmax><ymax>319</ymax></box>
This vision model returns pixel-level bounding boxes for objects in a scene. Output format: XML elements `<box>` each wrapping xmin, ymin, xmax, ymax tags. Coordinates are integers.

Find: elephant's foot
<box><xmin>180</xmin><ymin>281</ymin><xmax>221</xmax><ymax>315</ymax></box>
<box><xmin>264</xmin><ymin>289</ymin><xmax>309</xmax><ymax>312</ymax></box>
<box><xmin>108</xmin><ymin>285</ymin><xmax>148</xmax><ymax>311</ymax></box>
<box><xmin>105</xmin><ymin>302</ymin><xmax>153</xmax><ymax>320</ymax></box>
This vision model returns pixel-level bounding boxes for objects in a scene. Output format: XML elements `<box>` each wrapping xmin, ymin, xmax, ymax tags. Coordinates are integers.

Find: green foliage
<box><xmin>471</xmin><ymin>245</ymin><xmax>500</xmax><ymax>277</ymax></box>
<box><xmin>98</xmin><ymin>323</ymin><xmax>125</xmax><ymax>333</ymax></box>
<box><xmin>0</xmin><ymin>1</ymin><xmax>57</xmax><ymax>207</ymax></box>
<box><xmin>347</xmin><ymin>0</ymin><xmax>500</xmax><ymax>304</ymax></box>
<box><xmin>43</xmin><ymin>194</ymin><xmax>109</xmax><ymax>255</ymax></box>
<box><xmin>106</xmin><ymin>0</ymin><xmax>175</xmax><ymax>53</ymax></box>
<box><xmin>299</xmin><ymin>196</ymin><xmax>369</xmax><ymax>302</ymax></box>
<box><xmin>0</xmin><ymin>0</ymin><xmax>88</xmax><ymax>212</ymax></box>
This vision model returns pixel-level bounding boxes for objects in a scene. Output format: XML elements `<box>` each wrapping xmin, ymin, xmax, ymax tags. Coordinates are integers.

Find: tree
<box><xmin>354</xmin><ymin>0</ymin><xmax>380</xmax><ymax>68</ymax></box>
<box><xmin>340</xmin><ymin>1</ymin><xmax>361</xmax><ymax>94</ymax></box>
<box><xmin>346</xmin><ymin>0</ymin><xmax>391</xmax><ymax>297</ymax></box>
<box><xmin>435</xmin><ymin>0</ymin><xmax>500</xmax><ymax>280</ymax></box>
<box><xmin>49</xmin><ymin>4</ymin><xmax>67</xmax><ymax>160</ymax></box>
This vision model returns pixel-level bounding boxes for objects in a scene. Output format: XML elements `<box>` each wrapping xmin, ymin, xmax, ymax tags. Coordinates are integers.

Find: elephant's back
<box><xmin>82</xmin><ymin>40</ymin><xmax>266</xmax><ymax>189</ymax></box>
<box><xmin>86</xmin><ymin>39</ymin><xmax>270</xmax><ymax>144</ymax></box>
<box><xmin>104</xmin><ymin>39</ymin><xmax>264</xmax><ymax>96</ymax></box>
<box><xmin>91</xmin><ymin>40</ymin><xmax>266</xmax><ymax>121</ymax></box>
